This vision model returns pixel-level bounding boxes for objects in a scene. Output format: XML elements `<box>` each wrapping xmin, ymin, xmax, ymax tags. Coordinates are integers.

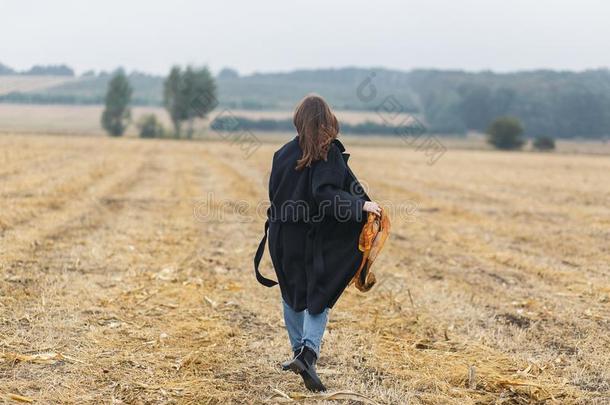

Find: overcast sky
<box><xmin>1</xmin><ymin>0</ymin><xmax>608</xmax><ymax>75</ymax></box>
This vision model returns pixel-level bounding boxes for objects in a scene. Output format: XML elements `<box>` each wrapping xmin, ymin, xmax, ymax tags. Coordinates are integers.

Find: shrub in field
<box><xmin>486</xmin><ymin>116</ymin><xmax>525</xmax><ymax>150</ymax></box>
<box><xmin>209</xmin><ymin>116</ymin><xmax>427</xmax><ymax>136</ymax></box>
<box><xmin>533</xmin><ymin>135</ymin><xmax>556</xmax><ymax>151</ymax></box>
<box><xmin>137</xmin><ymin>114</ymin><xmax>165</xmax><ymax>138</ymax></box>
<box><xmin>101</xmin><ymin>71</ymin><xmax>133</xmax><ymax>136</ymax></box>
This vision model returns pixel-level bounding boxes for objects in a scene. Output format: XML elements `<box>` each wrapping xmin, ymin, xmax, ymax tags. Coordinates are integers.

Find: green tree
<box><xmin>163</xmin><ymin>66</ymin><xmax>217</xmax><ymax>138</ymax></box>
<box><xmin>182</xmin><ymin>66</ymin><xmax>217</xmax><ymax>138</ymax></box>
<box><xmin>163</xmin><ymin>67</ymin><xmax>186</xmax><ymax>137</ymax></box>
<box><xmin>137</xmin><ymin>114</ymin><xmax>165</xmax><ymax>138</ymax></box>
<box><xmin>533</xmin><ymin>135</ymin><xmax>555</xmax><ymax>151</ymax></box>
<box><xmin>101</xmin><ymin>71</ymin><xmax>132</xmax><ymax>136</ymax></box>
<box><xmin>486</xmin><ymin>117</ymin><xmax>525</xmax><ymax>150</ymax></box>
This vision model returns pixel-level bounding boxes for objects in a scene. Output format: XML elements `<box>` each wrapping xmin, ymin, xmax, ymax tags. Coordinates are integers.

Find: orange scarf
<box><xmin>351</xmin><ymin>210</ymin><xmax>390</xmax><ymax>292</ymax></box>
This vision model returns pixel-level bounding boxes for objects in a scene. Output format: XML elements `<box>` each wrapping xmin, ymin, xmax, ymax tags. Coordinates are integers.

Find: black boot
<box><xmin>281</xmin><ymin>349</ymin><xmax>300</xmax><ymax>371</ymax></box>
<box><xmin>286</xmin><ymin>346</ymin><xmax>326</xmax><ymax>392</ymax></box>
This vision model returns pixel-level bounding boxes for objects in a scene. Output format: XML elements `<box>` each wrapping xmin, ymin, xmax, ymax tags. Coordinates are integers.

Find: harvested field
<box><xmin>0</xmin><ymin>133</ymin><xmax>608</xmax><ymax>404</ymax></box>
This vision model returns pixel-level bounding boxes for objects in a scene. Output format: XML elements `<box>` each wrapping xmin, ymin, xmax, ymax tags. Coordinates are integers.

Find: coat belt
<box><xmin>253</xmin><ymin>218</ymin><xmax>325</xmax><ymax>288</ymax></box>
<box><xmin>253</xmin><ymin>217</ymin><xmax>278</xmax><ymax>287</ymax></box>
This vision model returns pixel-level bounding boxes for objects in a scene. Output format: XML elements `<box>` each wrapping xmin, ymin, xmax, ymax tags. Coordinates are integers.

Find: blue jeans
<box><xmin>282</xmin><ymin>300</ymin><xmax>329</xmax><ymax>359</ymax></box>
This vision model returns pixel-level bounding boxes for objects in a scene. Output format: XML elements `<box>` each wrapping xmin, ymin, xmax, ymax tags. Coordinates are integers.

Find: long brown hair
<box><xmin>293</xmin><ymin>94</ymin><xmax>339</xmax><ymax>170</ymax></box>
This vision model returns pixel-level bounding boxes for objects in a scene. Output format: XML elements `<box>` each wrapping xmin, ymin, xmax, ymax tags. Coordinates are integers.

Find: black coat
<box><xmin>254</xmin><ymin>136</ymin><xmax>368</xmax><ymax>314</ymax></box>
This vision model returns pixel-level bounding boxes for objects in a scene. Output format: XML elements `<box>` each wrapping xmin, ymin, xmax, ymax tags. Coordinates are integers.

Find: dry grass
<box><xmin>0</xmin><ymin>104</ymin><xmax>174</xmax><ymax>136</ymax></box>
<box><xmin>0</xmin><ymin>133</ymin><xmax>609</xmax><ymax>404</ymax></box>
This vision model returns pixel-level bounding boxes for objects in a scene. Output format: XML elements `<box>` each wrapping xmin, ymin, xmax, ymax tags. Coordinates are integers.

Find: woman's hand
<box><xmin>363</xmin><ymin>201</ymin><xmax>381</xmax><ymax>216</ymax></box>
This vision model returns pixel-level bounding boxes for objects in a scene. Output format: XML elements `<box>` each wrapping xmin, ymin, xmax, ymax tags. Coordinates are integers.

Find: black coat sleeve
<box><xmin>312</xmin><ymin>145</ymin><xmax>365</xmax><ymax>222</ymax></box>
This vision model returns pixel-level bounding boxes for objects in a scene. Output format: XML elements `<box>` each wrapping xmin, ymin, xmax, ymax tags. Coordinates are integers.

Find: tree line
<box><xmin>101</xmin><ymin>66</ymin><xmax>558</xmax><ymax>152</ymax></box>
<box><xmin>408</xmin><ymin>69</ymin><xmax>610</xmax><ymax>138</ymax></box>
<box><xmin>211</xmin><ymin>114</ymin><xmax>557</xmax><ymax>151</ymax></box>
<box><xmin>209</xmin><ymin>115</ymin><xmax>426</xmax><ymax>136</ymax></box>
<box><xmin>0</xmin><ymin>62</ymin><xmax>74</xmax><ymax>76</ymax></box>
<box><xmin>4</xmin><ymin>63</ymin><xmax>609</xmax><ymax>139</ymax></box>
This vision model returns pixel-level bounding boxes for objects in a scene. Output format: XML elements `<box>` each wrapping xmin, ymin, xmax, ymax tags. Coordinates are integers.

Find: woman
<box><xmin>254</xmin><ymin>94</ymin><xmax>381</xmax><ymax>391</ymax></box>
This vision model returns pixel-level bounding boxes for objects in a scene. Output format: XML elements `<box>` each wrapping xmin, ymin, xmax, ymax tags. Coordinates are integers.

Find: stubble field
<box><xmin>0</xmin><ymin>133</ymin><xmax>608</xmax><ymax>404</ymax></box>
